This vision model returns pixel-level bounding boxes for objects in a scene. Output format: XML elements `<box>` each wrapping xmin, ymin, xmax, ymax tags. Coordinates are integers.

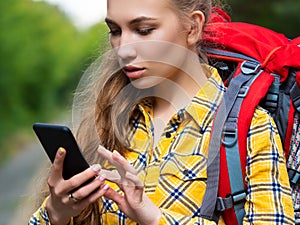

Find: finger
<box><xmin>74</xmin><ymin>184</ymin><xmax>111</xmax><ymax>210</ymax></box>
<box><xmin>97</xmin><ymin>145</ymin><xmax>115</xmax><ymax>164</ymax></box>
<box><xmin>69</xmin><ymin>175</ymin><xmax>106</xmax><ymax>202</ymax></box>
<box><xmin>61</xmin><ymin>183</ymin><xmax>110</xmax><ymax>217</ymax></box>
<box><xmin>99</xmin><ymin>169</ymin><xmax>121</xmax><ymax>183</ymax></box>
<box><xmin>66</xmin><ymin>164</ymin><xmax>102</xmax><ymax>192</ymax></box>
<box><xmin>125</xmin><ymin>172</ymin><xmax>144</xmax><ymax>188</ymax></box>
<box><xmin>97</xmin><ymin>146</ymin><xmax>137</xmax><ymax>185</ymax></box>
<box><xmin>84</xmin><ymin>183</ymin><xmax>110</xmax><ymax>203</ymax></box>
<box><xmin>97</xmin><ymin>146</ymin><xmax>133</xmax><ymax>173</ymax></box>
<box><xmin>97</xmin><ymin>146</ymin><xmax>127</xmax><ymax>178</ymax></box>
<box><xmin>112</xmin><ymin>150</ymin><xmax>137</xmax><ymax>175</ymax></box>
<box><xmin>103</xmin><ymin>185</ymin><xmax>124</xmax><ymax>206</ymax></box>
<box><xmin>49</xmin><ymin>147</ymin><xmax>66</xmax><ymax>182</ymax></box>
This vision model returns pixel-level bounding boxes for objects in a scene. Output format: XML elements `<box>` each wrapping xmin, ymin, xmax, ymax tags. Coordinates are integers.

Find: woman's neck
<box><xmin>152</xmin><ymin>62</ymin><xmax>208</xmax><ymax>122</ymax></box>
<box><xmin>151</xmin><ymin>61</ymin><xmax>209</xmax><ymax>146</ymax></box>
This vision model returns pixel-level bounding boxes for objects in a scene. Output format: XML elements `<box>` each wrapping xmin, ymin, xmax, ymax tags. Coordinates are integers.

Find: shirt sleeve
<box><xmin>28</xmin><ymin>197</ymin><xmax>50</xmax><ymax>225</ymax></box>
<box><xmin>28</xmin><ymin>197</ymin><xmax>74</xmax><ymax>225</ymax></box>
<box><xmin>244</xmin><ymin>107</ymin><xmax>295</xmax><ymax>224</ymax></box>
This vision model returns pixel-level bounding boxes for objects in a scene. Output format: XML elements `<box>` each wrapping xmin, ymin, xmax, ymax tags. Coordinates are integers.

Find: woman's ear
<box><xmin>187</xmin><ymin>10</ymin><xmax>205</xmax><ymax>47</ymax></box>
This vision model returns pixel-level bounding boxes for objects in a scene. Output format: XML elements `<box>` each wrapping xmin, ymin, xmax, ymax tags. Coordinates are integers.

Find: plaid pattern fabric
<box><xmin>243</xmin><ymin>106</ymin><xmax>294</xmax><ymax>224</ymax></box>
<box><xmin>287</xmin><ymin>112</ymin><xmax>300</xmax><ymax>223</ymax></box>
<box><xmin>28</xmin><ymin>66</ymin><xmax>294</xmax><ymax>224</ymax></box>
<box><xmin>29</xmin><ymin>198</ymin><xmax>50</xmax><ymax>225</ymax></box>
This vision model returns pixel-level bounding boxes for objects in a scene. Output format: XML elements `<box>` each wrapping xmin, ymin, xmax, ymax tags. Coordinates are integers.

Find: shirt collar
<box><xmin>137</xmin><ymin>65</ymin><xmax>225</xmax><ymax>131</ymax></box>
<box><xmin>185</xmin><ymin>65</ymin><xmax>225</xmax><ymax>130</ymax></box>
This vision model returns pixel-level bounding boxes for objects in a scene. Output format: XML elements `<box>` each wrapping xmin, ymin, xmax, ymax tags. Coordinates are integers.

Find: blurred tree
<box><xmin>0</xmin><ymin>0</ymin><xmax>108</xmax><ymax>163</ymax></box>
<box><xmin>64</xmin><ymin>22</ymin><xmax>109</xmax><ymax>96</ymax></box>
<box><xmin>226</xmin><ymin>0</ymin><xmax>300</xmax><ymax>38</ymax></box>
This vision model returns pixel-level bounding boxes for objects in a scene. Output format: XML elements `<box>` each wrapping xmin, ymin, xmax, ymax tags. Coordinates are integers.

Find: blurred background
<box><xmin>0</xmin><ymin>0</ymin><xmax>299</xmax><ymax>224</ymax></box>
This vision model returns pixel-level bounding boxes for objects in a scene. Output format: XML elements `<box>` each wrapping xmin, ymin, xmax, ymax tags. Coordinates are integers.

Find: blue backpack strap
<box><xmin>200</xmin><ymin>61</ymin><xmax>261</xmax><ymax>222</ymax></box>
<box><xmin>220</xmin><ymin>89</ymin><xmax>249</xmax><ymax>223</ymax></box>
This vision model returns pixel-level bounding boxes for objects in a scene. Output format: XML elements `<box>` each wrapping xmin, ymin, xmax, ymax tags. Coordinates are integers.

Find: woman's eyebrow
<box><xmin>105</xmin><ymin>16</ymin><xmax>157</xmax><ymax>26</ymax></box>
<box><xmin>105</xmin><ymin>18</ymin><xmax>116</xmax><ymax>25</ymax></box>
<box><xmin>129</xmin><ymin>16</ymin><xmax>158</xmax><ymax>25</ymax></box>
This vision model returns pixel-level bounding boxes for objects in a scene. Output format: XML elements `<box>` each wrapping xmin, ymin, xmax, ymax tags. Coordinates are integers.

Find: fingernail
<box><xmin>113</xmin><ymin>150</ymin><xmax>120</xmax><ymax>156</ymax></box>
<box><xmin>58</xmin><ymin>147</ymin><xmax>65</xmax><ymax>156</ymax></box>
<box><xmin>91</xmin><ymin>164</ymin><xmax>102</xmax><ymax>173</ymax></box>
<box><xmin>99</xmin><ymin>175</ymin><xmax>106</xmax><ymax>182</ymax></box>
<box><xmin>103</xmin><ymin>184</ymin><xmax>109</xmax><ymax>190</ymax></box>
<box><xmin>97</xmin><ymin>145</ymin><xmax>105</xmax><ymax>151</ymax></box>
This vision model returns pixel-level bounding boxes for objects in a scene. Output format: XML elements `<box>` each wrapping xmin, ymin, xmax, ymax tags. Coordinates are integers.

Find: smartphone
<box><xmin>33</xmin><ymin>122</ymin><xmax>90</xmax><ymax>180</ymax></box>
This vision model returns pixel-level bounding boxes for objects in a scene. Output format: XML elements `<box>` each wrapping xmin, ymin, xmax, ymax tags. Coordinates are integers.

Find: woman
<box><xmin>29</xmin><ymin>0</ymin><xmax>295</xmax><ymax>224</ymax></box>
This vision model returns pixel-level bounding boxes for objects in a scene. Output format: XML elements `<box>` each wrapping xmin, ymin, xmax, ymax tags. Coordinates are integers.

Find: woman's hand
<box><xmin>98</xmin><ymin>146</ymin><xmax>161</xmax><ymax>225</ymax></box>
<box><xmin>45</xmin><ymin>147</ymin><xmax>109</xmax><ymax>225</ymax></box>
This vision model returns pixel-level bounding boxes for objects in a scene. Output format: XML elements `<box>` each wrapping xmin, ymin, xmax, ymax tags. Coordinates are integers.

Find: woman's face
<box><xmin>106</xmin><ymin>0</ymin><xmax>197</xmax><ymax>89</ymax></box>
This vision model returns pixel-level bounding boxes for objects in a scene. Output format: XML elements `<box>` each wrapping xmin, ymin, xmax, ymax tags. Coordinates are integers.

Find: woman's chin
<box><xmin>130</xmin><ymin>76</ymin><xmax>165</xmax><ymax>90</ymax></box>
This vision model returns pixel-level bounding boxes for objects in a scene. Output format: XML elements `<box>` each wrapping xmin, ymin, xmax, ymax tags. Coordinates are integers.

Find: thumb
<box><xmin>104</xmin><ymin>187</ymin><xmax>124</xmax><ymax>206</ymax></box>
<box><xmin>50</xmin><ymin>147</ymin><xmax>66</xmax><ymax>180</ymax></box>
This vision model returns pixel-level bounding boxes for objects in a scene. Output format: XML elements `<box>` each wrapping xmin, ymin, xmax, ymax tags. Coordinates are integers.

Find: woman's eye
<box><xmin>109</xmin><ymin>28</ymin><xmax>121</xmax><ymax>36</ymax></box>
<box><xmin>136</xmin><ymin>28</ymin><xmax>154</xmax><ymax>36</ymax></box>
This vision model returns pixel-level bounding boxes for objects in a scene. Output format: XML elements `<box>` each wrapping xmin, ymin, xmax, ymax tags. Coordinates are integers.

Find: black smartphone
<box><xmin>33</xmin><ymin>122</ymin><xmax>90</xmax><ymax>180</ymax></box>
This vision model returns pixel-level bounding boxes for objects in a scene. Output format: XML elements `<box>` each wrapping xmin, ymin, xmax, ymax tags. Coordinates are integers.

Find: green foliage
<box><xmin>0</xmin><ymin>0</ymin><xmax>108</xmax><ymax>164</ymax></box>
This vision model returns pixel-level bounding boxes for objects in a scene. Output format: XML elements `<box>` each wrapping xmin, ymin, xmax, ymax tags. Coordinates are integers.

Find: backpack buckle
<box><xmin>216</xmin><ymin>191</ymin><xmax>247</xmax><ymax>212</ymax></box>
<box><xmin>217</xmin><ymin>197</ymin><xmax>226</xmax><ymax>212</ymax></box>
<box><xmin>238</xmin><ymin>86</ymin><xmax>250</xmax><ymax>98</ymax></box>
<box><xmin>288</xmin><ymin>168</ymin><xmax>300</xmax><ymax>185</ymax></box>
<box><xmin>216</xmin><ymin>196</ymin><xmax>233</xmax><ymax>212</ymax></box>
<box><xmin>222</xmin><ymin>130</ymin><xmax>237</xmax><ymax>147</ymax></box>
<box><xmin>241</xmin><ymin>61</ymin><xmax>261</xmax><ymax>75</ymax></box>
<box><xmin>231</xmin><ymin>191</ymin><xmax>247</xmax><ymax>204</ymax></box>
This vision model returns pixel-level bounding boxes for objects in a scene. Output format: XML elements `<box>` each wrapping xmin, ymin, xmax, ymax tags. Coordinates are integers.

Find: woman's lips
<box><xmin>123</xmin><ymin>65</ymin><xmax>145</xmax><ymax>79</ymax></box>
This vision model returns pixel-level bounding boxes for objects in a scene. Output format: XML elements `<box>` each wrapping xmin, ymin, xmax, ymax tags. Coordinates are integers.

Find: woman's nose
<box><xmin>116</xmin><ymin>35</ymin><xmax>137</xmax><ymax>64</ymax></box>
<box><xmin>117</xmin><ymin>43</ymin><xmax>137</xmax><ymax>64</ymax></box>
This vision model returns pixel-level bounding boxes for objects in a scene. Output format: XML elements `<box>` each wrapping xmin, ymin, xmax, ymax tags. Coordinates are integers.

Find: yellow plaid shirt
<box><xmin>29</xmin><ymin>66</ymin><xmax>294</xmax><ymax>225</ymax></box>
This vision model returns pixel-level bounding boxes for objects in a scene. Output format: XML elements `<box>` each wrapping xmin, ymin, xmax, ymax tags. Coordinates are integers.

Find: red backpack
<box><xmin>199</xmin><ymin>8</ymin><xmax>300</xmax><ymax>225</ymax></box>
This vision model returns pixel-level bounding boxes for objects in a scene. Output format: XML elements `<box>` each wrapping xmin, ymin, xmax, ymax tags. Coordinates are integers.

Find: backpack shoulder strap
<box><xmin>217</xmin><ymin>61</ymin><xmax>262</xmax><ymax>225</ymax></box>
<box><xmin>200</xmin><ymin>60</ymin><xmax>262</xmax><ymax>223</ymax></box>
<box><xmin>219</xmin><ymin>65</ymin><xmax>275</xmax><ymax>225</ymax></box>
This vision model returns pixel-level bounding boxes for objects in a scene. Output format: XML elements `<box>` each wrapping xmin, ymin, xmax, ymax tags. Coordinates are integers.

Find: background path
<box><xmin>0</xmin><ymin>142</ymin><xmax>47</xmax><ymax>225</ymax></box>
